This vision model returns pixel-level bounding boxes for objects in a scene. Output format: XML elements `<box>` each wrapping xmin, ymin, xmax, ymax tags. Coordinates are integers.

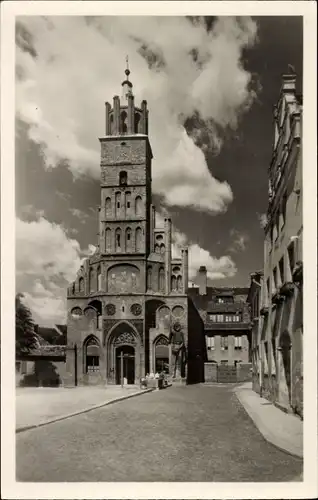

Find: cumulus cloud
<box><xmin>16</xmin><ymin>217</ymin><xmax>85</xmax><ymax>325</ymax></box>
<box><xmin>228</xmin><ymin>228</ymin><xmax>249</xmax><ymax>253</ymax></box>
<box><xmin>173</xmin><ymin>230</ymin><xmax>237</xmax><ymax>280</ymax></box>
<box><xmin>56</xmin><ymin>190</ymin><xmax>71</xmax><ymax>202</ymax></box>
<box><xmin>70</xmin><ymin>207</ymin><xmax>90</xmax><ymax>223</ymax></box>
<box><xmin>156</xmin><ymin>210</ymin><xmax>237</xmax><ymax>281</ymax></box>
<box><xmin>16</xmin><ymin>15</ymin><xmax>258</xmax><ymax>213</ymax></box>
<box><xmin>20</xmin><ymin>204</ymin><xmax>45</xmax><ymax>219</ymax></box>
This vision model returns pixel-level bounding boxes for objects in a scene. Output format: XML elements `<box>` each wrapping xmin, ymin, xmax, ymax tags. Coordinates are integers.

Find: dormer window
<box><xmin>216</xmin><ymin>295</ymin><xmax>234</xmax><ymax>304</ymax></box>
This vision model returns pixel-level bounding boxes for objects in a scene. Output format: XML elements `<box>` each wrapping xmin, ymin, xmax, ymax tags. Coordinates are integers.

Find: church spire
<box><xmin>122</xmin><ymin>56</ymin><xmax>133</xmax><ymax>100</ymax></box>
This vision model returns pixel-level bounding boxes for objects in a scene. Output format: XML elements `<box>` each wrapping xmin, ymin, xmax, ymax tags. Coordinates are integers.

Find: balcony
<box><xmin>260</xmin><ymin>306</ymin><xmax>269</xmax><ymax>317</ymax></box>
<box><xmin>271</xmin><ymin>291</ymin><xmax>284</xmax><ymax>305</ymax></box>
<box><xmin>292</xmin><ymin>261</ymin><xmax>303</xmax><ymax>286</ymax></box>
<box><xmin>280</xmin><ymin>281</ymin><xmax>295</xmax><ymax>297</ymax></box>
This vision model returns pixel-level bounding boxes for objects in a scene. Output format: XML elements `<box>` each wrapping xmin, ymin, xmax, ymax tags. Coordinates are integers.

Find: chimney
<box><xmin>198</xmin><ymin>266</ymin><xmax>207</xmax><ymax>296</ymax></box>
<box><xmin>181</xmin><ymin>247</ymin><xmax>189</xmax><ymax>294</ymax></box>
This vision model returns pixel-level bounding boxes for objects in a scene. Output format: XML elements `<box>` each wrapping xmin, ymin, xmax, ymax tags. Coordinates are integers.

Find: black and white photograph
<box><xmin>1</xmin><ymin>1</ymin><xmax>317</xmax><ymax>499</ymax></box>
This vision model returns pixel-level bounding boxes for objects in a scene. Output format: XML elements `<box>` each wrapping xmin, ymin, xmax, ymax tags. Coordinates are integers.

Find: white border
<box><xmin>1</xmin><ymin>1</ymin><xmax>317</xmax><ymax>499</ymax></box>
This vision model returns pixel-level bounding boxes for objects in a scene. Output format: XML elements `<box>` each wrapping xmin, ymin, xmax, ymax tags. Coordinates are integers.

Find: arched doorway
<box><xmin>154</xmin><ymin>336</ymin><xmax>169</xmax><ymax>374</ymax></box>
<box><xmin>115</xmin><ymin>345</ymin><xmax>135</xmax><ymax>384</ymax></box>
<box><xmin>107</xmin><ymin>322</ymin><xmax>141</xmax><ymax>385</ymax></box>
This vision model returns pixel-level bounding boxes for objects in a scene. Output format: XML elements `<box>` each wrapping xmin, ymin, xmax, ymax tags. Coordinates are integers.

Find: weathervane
<box><xmin>125</xmin><ymin>55</ymin><xmax>130</xmax><ymax>80</ymax></box>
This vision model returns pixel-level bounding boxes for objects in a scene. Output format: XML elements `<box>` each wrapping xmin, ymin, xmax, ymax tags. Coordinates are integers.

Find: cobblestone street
<box><xmin>16</xmin><ymin>385</ymin><xmax>302</xmax><ymax>482</ymax></box>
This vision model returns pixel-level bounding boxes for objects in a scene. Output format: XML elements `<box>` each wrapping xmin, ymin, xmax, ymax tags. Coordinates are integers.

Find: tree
<box><xmin>15</xmin><ymin>293</ymin><xmax>38</xmax><ymax>356</ymax></box>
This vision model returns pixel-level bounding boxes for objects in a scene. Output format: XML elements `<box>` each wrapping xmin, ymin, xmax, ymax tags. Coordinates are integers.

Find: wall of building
<box><xmin>254</xmin><ymin>75</ymin><xmax>303</xmax><ymax>418</ymax></box>
<box><xmin>205</xmin><ymin>333</ymin><xmax>250</xmax><ymax>365</ymax></box>
<box><xmin>204</xmin><ymin>362</ymin><xmax>252</xmax><ymax>383</ymax></box>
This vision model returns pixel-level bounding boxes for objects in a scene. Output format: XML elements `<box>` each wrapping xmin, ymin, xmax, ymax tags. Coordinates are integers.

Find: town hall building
<box><xmin>65</xmin><ymin>68</ymin><xmax>206</xmax><ymax>386</ymax></box>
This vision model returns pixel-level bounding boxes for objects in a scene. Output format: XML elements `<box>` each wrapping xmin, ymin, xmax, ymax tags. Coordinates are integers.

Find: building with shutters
<box><xmin>249</xmin><ymin>71</ymin><xmax>303</xmax><ymax>418</ymax></box>
<box><xmin>188</xmin><ymin>266</ymin><xmax>252</xmax><ymax>383</ymax></box>
<box><xmin>65</xmin><ymin>67</ymin><xmax>206</xmax><ymax>387</ymax></box>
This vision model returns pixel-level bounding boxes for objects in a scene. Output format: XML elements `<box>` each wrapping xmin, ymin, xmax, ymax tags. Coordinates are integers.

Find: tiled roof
<box><xmin>206</xmin><ymin>302</ymin><xmax>246</xmax><ymax>313</ymax></box>
<box><xmin>55</xmin><ymin>324</ymin><xmax>67</xmax><ymax>335</ymax></box>
<box><xmin>35</xmin><ymin>325</ymin><xmax>67</xmax><ymax>344</ymax></box>
<box><xmin>36</xmin><ymin>335</ymin><xmax>51</xmax><ymax>346</ymax></box>
<box><xmin>187</xmin><ymin>286</ymin><xmax>249</xmax><ymax>310</ymax></box>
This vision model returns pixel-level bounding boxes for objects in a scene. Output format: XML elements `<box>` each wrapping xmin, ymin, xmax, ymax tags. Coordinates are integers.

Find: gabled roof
<box><xmin>187</xmin><ymin>286</ymin><xmax>249</xmax><ymax>310</ymax></box>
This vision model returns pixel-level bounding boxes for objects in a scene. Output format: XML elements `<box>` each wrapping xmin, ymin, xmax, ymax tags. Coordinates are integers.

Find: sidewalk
<box><xmin>234</xmin><ymin>382</ymin><xmax>303</xmax><ymax>458</ymax></box>
<box><xmin>16</xmin><ymin>385</ymin><xmax>153</xmax><ymax>433</ymax></box>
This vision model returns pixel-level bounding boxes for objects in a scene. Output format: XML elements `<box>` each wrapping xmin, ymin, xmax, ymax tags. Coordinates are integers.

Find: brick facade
<box><xmin>66</xmin><ymin>71</ymin><xmax>206</xmax><ymax>386</ymax></box>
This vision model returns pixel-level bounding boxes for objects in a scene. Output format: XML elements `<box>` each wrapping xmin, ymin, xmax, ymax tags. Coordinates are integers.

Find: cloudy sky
<box><xmin>15</xmin><ymin>15</ymin><xmax>303</xmax><ymax>326</ymax></box>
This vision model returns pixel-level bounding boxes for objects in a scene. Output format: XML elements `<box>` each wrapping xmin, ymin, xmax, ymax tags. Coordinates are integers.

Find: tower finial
<box><xmin>125</xmin><ymin>55</ymin><xmax>130</xmax><ymax>80</ymax></box>
<box><xmin>122</xmin><ymin>55</ymin><xmax>133</xmax><ymax>99</ymax></box>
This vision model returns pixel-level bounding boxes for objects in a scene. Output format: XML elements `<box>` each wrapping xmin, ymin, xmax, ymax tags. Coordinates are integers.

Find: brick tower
<box><xmin>66</xmin><ymin>64</ymin><xmax>206</xmax><ymax>387</ymax></box>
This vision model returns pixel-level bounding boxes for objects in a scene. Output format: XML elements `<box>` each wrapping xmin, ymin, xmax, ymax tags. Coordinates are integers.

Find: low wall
<box><xmin>204</xmin><ymin>362</ymin><xmax>252</xmax><ymax>383</ymax></box>
<box><xmin>237</xmin><ymin>363</ymin><xmax>253</xmax><ymax>382</ymax></box>
<box><xmin>16</xmin><ymin>359</ymin><xmax>67</xmax><ymax>388</ymax></box>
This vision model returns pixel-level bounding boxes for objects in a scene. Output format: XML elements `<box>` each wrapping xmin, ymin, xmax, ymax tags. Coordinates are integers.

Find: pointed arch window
<box><xmin>125</xmin><ymin>227</ymin><xmax>132</xmax><ymax>252</ymax></box>
<box><xmin>97</xmin><ymin>314</ymin><xmax>102</xmax><ymax>329</ymax></box>
<box><xmin>160</xmin><ymin>244</ymin><xmax>165</xmax><ymax>254</ymax></box>
<box><xmin>105</xmin><ymin>197</ymin><xmax>112</xmax><ymax>218</ymax></box>
<box><xmin>79</xmin><ymin>277</ymin><xmax>84</xmax><ymax>294</ymax></box>
<box><xmin>147</xmin><ymin>266</ymin><xmax>152</xmax><ymax>291</ymax></box>
<box><xmin>120</xmin><ymin>110</ymin><xmax>128</xmax><ymax>134</ymax></box>
<box><xmin>135</xmin><ymin>196</ymin><xmax>142</xmax><ymax>216</ymax></box>
<box><xmin>115</xmin><ymin>192</ymin><xmax>121</xmax><ymax>217</ymax></box>
<box><xmin>135</xmin><ymin>227</ymin><xmax>142</xmax><ymax>252</ymax></box>
<box><xmin>105</xmin><ymin>227</ymin><xmax>111</xmax><ymax>252</ymax></box>
<box><xmin>119</xmin><ymin>171</ymin><xmax>127</xmax><ymax>186</ymax></box>
<box><xmin>177</xmin><ymin>275</ymin><xmax>182</xmax><ymax>292</ymax></box>
<box><xmin>97</xmin><ymin>265</ymin><xmax>102</xmax><ymax>291</ymax></box>
<box><xmin>125</xmin><ymin>191</ymin><xmax>131</xmax><ymax>215</ymax></box>
<box><xmin>85</xmin><ymin>336</ymin><xmax>100</xmax><ymax>373</ymax></box>
<box><xmin>115</xmin><ymin>228</ymin><xmax>122</xmax><ymax>252</ymax></box>
<box><xmin>159</xmin><ymin>267</ymin><xmax>165</xmax><ymax>292</ymax></box>
<box><xmin>155</xmin><ymin>244</ymin><xmax>160</xmax><ymax>254</ymax></box>
<box><xmin>89</xmin><ymin>268</ymin><xmax>95</xmax><ymax>293</ymax></box>
<box><xmin>171</xmin><ymin>275</ymin><xmax>177</xmax><ymax>291</ymax></box>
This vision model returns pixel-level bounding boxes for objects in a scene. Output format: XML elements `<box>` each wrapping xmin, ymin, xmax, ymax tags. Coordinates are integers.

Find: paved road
<box><xmin>16</xmin><ymin>385</ymin><xmax>302</xmax><ymax>482</ymax></box>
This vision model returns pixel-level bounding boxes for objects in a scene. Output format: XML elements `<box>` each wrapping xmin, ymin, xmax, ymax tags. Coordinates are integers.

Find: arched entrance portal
<box><xmin>107</xmin><ymin>322</ymin><xmax>141</xmax><ymax>385</ymax></box>
<box><xmin>116</xmin><ymin>345</ymin><xmax>135</xmax><ymax>384</ymax></box>
<box><xmin>154</xmin><ymin>336</ymin><xmax>169</xmax><ymax>374</ymax></box>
